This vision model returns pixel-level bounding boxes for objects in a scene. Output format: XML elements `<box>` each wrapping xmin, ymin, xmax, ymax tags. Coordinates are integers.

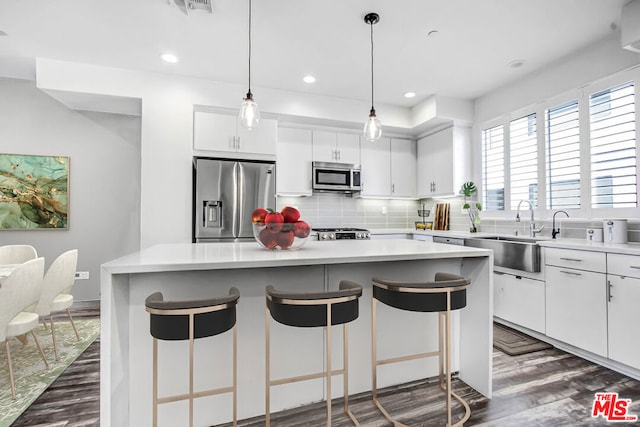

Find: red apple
<box><xmin>258</xmin><ymin>228</ymin><xmax>278</xmax><ymax>249</ymax></box>
<box><xmin>251</xmin><ymin>208</ymin><xmax>269</xmax><ymax>224</ymax></box>
<box><xmin>265</xmin><ymin>211</ymin><xmax>284</xmax><ymax>232</ymax></box>
<box><xmin>281</xmin><ymin>206</ymin><xmax>301</xmax><ymax>223</ymax></box>
<box><xmin>277</xmin><ymin>230</ymin><xmax>295</xmax><ymax>249</ymax></box>
<box><xmin>293</xmin><ymin>220</ymin><xmax>311</xmax><ymax>238</ymax></box>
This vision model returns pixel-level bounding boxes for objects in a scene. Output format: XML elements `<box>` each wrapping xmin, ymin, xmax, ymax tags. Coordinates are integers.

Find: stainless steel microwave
<box><xmin>312</xmin><ymin>161</ymin><xmax>362</xmax><ymax>193</ymax></box>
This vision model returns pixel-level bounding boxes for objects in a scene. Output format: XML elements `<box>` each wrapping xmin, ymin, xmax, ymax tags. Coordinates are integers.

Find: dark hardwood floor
<box><xmin>11</xmin><ymin>313</ymin><xmax>640</xmax><ymax>426</ymax></box>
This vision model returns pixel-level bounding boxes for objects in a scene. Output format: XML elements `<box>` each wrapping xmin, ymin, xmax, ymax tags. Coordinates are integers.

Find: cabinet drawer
<box><xmin>607</xmin><ymin>253</ymin><xmax>640</xmax><ymax>278</ymax></box>
<box><xmin>545</xmin><ymin>248</ymin><xmax>606</xmax><ymax>272</ymax></box>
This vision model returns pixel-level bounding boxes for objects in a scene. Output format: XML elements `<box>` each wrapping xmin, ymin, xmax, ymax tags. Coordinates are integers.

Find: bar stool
<box><xmin>265</xmin><ymin>281</ymin><xmax>363</xmax><ymax>426</ymax></box>
<box><xmin>371</xmin><ymin>272</ymin><xmax>471</xmax><ymax>427</ymax></box>
<box><xmin>145</xmin><ymin>288</ymin><xmax>239</xmax><ymax>427</ymax></box>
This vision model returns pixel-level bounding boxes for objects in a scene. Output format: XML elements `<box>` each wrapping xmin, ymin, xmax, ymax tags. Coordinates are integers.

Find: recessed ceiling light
<box><xmin>427</xmin><ymin>30</ymin><xmax>439</xmax><ymax>38</ymax></box>
<box><xmin>508</xmin><ymin>59</ymin><xmax>526</xmax><ymax>69</ymax></box>
<box><xmin>404</xmin><ymin>92</ymin><xmax>416</xmax><ymax>98</ymax></box>
<box><xmin>303</xmin><ymin>75</ymin><xmax>316</xmax><ymax>83</ymax></box>
<box><xmin>161</xmin><ymin>53</ymin><xmax>179</xmax><ymax>63</ymax></box>
<box><xmin>0</xmin><ymin>30</ymin><xmax>7</xmax><ymax>37</ymax></box>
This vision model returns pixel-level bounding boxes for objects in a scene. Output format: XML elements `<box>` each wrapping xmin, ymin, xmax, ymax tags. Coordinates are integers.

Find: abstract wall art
<box><xmin>0</xmin><ymin>153</ymin><xmax>69</xmax><ymax>229</ymax></box>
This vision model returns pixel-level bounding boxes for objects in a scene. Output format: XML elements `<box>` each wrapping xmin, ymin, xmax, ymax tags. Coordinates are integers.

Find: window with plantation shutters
<box><xmin>510</xmin><ymin>113</ymin><xmax>538</xmax><ymax>209</ymax></box>
<box><xmin>589</xmin><ymin>81</ymin><xmax>637</xmax><ymax>209</ymax></box>
<box><xmin>546</xmin><ymin>100</ymin><xmax>581</xmax><ymax>209</ymax></box>
<box><xmin>481</xmin><ymin>124</ymin><xmax>505</xmax><ymax>211</ymax></box>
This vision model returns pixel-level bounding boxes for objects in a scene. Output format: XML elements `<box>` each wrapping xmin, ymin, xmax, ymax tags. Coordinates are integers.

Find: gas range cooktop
<box><xmin>314</xmin><ymin>228</ymin><xmax>371</xmax><ymax>240</ymax></box>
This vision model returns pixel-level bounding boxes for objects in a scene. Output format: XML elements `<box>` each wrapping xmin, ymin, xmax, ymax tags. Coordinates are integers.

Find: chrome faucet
<box><xmin>516</xmin><ymin>200</ymin><xmax>544</xmax><ymax>237</ymax></box>
<box><xmin>552</xmin><ymin>210</ymin><xmax>569</xmax><ymax>239</ymax></box>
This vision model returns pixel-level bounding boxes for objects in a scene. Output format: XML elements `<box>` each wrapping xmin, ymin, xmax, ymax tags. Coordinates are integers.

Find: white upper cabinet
<box><xmin>276</xmin><ymin>127</ymin><xmax>313</xmax><ymax>196</ymax></box>
<box><xmin>360</xmin><ymin>137</ymin><xmax>391</xmax><ymax>197</ymax></box>
<box><xmin>417</xmin><ymin>125</ymin><xmax>470</xmax><ymax>198</ymax></box>
<box><xmin>312</xmin><ymin>131</ymin><xmax>360</xmax><ymax>164</ymax></box>
<box><xmin>193</xmin><ymin>110</ymin><xmax>277</xmax><ymax>158</ymax></box>
<box><xmin>360</xmin><ymin>137</ymin><xmax>416</xmax><ymax>198</ymax></box>
<box><xmin>390</xmin><ymin>138</ymin><xmax>416</xmax><ymax>197</ymax></box>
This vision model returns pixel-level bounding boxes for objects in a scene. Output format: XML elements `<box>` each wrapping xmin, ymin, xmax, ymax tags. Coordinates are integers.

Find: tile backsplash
<box><xmin>276</xmin><ymin>194</ymin><xmax>421</xmax><ymax>229</ymax></box>
<box><xmin>278</xmin><ymin>194</ymin><xmax>640</xmax><ymax>242</ymax></box>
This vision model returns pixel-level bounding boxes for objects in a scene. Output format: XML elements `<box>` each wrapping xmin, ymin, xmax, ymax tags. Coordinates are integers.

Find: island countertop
<box><xmin>100</xmin><ymin>239</ymin><xmax>493</xmax><ymax>427</ymax></box>
<box><xmin>102</xmin><ymin>239</ymin><xmax>493</xmax><ymax>274</ymax></box>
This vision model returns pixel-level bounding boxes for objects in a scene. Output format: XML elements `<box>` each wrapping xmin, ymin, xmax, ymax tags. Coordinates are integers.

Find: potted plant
<box><xmin>460</xmin><ymin>181</ymin><xmax>482</xmax><ymax>233</ymax></box>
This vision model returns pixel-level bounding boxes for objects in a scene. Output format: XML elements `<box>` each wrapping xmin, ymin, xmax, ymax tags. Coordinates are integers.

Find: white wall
<box><xmin>470</xmin><ymin>33</ymin><xmax>640</xmax><ymax>199</ymax></box>
<box><xmin>35</xmin><ymin>58</ymin><xmax>417</xmax><ymax>248</ymax></box>
<box><xmin>0</xmin><ymin>77</ymin><xmax>141</xmax><ymax>301</ymax></box>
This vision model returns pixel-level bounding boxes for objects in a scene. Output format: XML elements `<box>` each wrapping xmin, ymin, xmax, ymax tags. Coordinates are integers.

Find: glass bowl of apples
<box><xmin>252</xmin><ymin>206</ymin><xmax>311</xmax><ymax>250</ymax></box>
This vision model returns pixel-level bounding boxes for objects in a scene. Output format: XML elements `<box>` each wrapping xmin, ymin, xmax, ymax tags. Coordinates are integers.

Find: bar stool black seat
<box><xmin>371</xmin><ymin>272</ymin><xmax>471</xmax><ymax>427</ymax></box>
<box><xmin>145</xmin><ymin>288</ymin><xmax>240</xmax><ymax>427</ymax></box>
<box><xmin>265</xmin><ymin>281</ymin><xmax>363</xmax><ymax>426</ymax></box>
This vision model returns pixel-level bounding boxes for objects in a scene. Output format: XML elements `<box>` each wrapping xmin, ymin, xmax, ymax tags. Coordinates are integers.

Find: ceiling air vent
<box><xmin>621</xmin><ymin>0</ymin><xmax>640</xmax><ymax>53</ymax></box>
<box><xmin>170</xmin><ymin>0</ymin><xmax>212</xmax><ymax>15</ymax></box>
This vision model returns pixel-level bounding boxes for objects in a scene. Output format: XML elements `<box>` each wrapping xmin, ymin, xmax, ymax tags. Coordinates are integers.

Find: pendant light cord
<box><xmin>248</xmin><ymin>0</ymin><xmax>252</xmax><ymax>96</ymax></box>
<box><xmin>370</xmin><ymin>20</ymin><xmax>374</xmax><ymax>111</ymax></box>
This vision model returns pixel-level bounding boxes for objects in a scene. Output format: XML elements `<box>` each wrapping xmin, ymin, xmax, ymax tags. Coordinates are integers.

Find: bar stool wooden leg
<box><xmin>326</xmin><ymin>303</ymin><xmax>332</xmax><ymax>427</ymax></box>
<box><xmin>189</xmin><ymin>313</ymin><xmax>194</xmax><ymax>427</ymax></box>
<box><xmin>265</xmin><ymin>307</ymin><xmax>271</xmax><ymax>427</ymax></box>
<box><xmin>233</xmin><ymin>323</ymin><xmax>238</xmax><ymax>427</ymax></box>
<box><xmin>446</xmin><ymin>294</ymin><xmax>452</xmax><ymax>426</ymax></box>
<box><xmin>153</xmin><ymin>337</ymin><xmax>158</xmax><ymax>427</ymax></box>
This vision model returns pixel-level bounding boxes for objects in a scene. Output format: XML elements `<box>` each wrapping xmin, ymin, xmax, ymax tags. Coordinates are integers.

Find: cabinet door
<box><xmin>237</xmin><ymin>118</ymin><xmax>277</xmax><ymax>156</ymax></box>
<box><xmin>608</xmin><ymin>275</ymin><xmax>640</xmax><ymax>369</ymax></box>
<box><xmin>193</xmin><ymin>111</ymin><xmax>237</xmax><ymax>152</ymax></box>
<box><xmin>312</xmin><ymin>131</ymin><xmax>338</xmax><ymax>162</ymax></box>
<box><xmin>336</xmin><ymin>133</ymin><xmax>361</xmax><ymax>164</ymax></box>
<box><xmin>416</xmin><ymin>136</ymin><xmax>433</xmax><ymax>197</ymax></box>
<box><xmin>277</xmin><ymin>128</ymin><xmax>313</xmax><ymax>196</ymax></box>
<box><xmin>391</xmin><ymin>138</ymin><xmax>416</xmax><ymax>197</ymax></box>
<box><xmin>360</xmin><ymin>137</ymin><xmax>390</xmax><ymax>196</ymax></box>
<box><xmin>493</xmin><ymin>272</ymin><xmax>545</xmax><ymax>333</ymax></box>
<box><xmin>546</xmin><ymin>266</ymin><xmax>607</xmax><ymax>356</ymax></box>
<box><xmin>429</xmin><ymin>127</ymin><xmax>455</xmax><ymax>196</ymax></box>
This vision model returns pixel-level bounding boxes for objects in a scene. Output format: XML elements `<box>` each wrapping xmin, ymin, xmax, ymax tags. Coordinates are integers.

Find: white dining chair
<box><xmin>34</xmin><ymin>249</ymin><xmax>80</xmax><ymax>360</ymax></box>
<box><xmin>0</xmin><ymin>245</ymin><xmax>37</xmax><ymax>265</ymax></box>
<box><xmin>0</xmin><ymin>257</ymin><xmax>49</xmax><ymax>399</ymax></box>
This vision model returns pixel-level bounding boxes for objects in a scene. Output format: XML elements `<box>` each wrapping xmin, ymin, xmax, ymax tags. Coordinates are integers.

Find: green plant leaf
<box><xmin>460</xmin><ymin>181</ymin><xmax>477</xmax><ymax>197</ymax></box>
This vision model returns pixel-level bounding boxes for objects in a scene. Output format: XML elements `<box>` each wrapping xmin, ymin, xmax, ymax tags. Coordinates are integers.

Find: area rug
<box><xmin>493</xmin><ymin>322</ymin><xmax>552</xmax><ymax>356</ymax></box>
<box><xmin>0</xmin><ymin>318</ymin><xmax>100</xmax><ymax>427</ymax></box>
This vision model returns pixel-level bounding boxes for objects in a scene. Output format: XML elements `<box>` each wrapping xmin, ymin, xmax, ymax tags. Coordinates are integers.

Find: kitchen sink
<box><xmin>464</xmin><ymin>235</ymin><xmax>541</xmax><ymax>272</ymax></box>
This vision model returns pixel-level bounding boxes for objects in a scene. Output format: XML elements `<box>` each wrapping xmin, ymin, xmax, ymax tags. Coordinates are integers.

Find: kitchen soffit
<box><xmin>0</xmin><ymin>0</ymin><xmax>629</xmax><ymax>107</ymax></box>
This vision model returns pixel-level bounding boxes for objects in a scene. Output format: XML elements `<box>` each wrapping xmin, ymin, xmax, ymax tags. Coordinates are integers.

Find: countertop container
<box><xmin>603</xmin><ymin>219</ymin><xmax>628</xmax><ymax>244</ymax></box>
<box><xmin>586</xmin><ymin>228</ymin><xmax>604</xmax><ymax>242</ymax></box>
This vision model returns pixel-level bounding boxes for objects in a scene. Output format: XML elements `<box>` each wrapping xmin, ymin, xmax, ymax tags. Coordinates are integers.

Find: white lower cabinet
<box><xmin>545</xmin><ymin>265</ymin><xmax>608</xmax><ymax>357</ymax></box>
<box><xmin>607</xmin><ymin>253</ymin><xmax>640</xmax><ymax>370</ymax></box>
<box><xmin>494</xmin><ymin>272</ymin><xmax>545</xmax><ymax>334</ymax></box>
<box><xmin>607</xmin><ymin>275</ymin><xmax>640</xmax><ymax>369</ymax></box>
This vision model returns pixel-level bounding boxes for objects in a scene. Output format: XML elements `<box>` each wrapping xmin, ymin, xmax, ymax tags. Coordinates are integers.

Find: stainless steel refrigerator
<box><xmin>193</xmin><ymin>158</ymin><xmax>276</xmax><ymax>242</ymax></box>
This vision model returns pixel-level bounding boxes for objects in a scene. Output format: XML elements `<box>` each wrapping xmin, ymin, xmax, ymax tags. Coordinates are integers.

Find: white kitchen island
<box><xmin>101</xmin><ymin>239</ymin><xmax>493</xmax><ymax>427</ymax></box>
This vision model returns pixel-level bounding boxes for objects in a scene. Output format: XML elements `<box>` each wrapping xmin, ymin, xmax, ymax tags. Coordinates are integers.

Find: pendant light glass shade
<box><xmin>364</xmin><ymin>108</ymin><xmax>382</xmax><ymax>142</ymax></box>
<box><xmin>363</xmin><ymin>13</ymin><xmax>382</xmax><ymax>142</ymax></box>
<box><xmin>239</xmin><ymin>0</ymin><xmax>260</xmax><ymax>130</ymax></box>
<box><xmin>239</xmin><ymin>91</ymin><xmax>260</xmax><ymax>130</ymax></box>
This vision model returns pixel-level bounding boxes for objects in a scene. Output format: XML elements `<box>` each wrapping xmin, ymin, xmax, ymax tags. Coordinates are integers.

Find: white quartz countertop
<box><xmin>102</xmin><ymin>239</ymin><xmax>492</xmax><ymax>275</ymax></box>
<box><xmin>539</xmin><ymin>238</ymin><xmax>640</xmax><ymax>255</ymax></box>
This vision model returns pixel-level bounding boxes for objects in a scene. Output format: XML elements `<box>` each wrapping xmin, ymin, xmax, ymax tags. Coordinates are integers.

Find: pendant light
<box><xmin>363</xmin><ymin>12</ymin><xmax>382</xmax><ymax>142</ymax></box>
<box><xmin>239</xmin><ymin>0</ymin><xmax>260</xmax><ymax>130</ymax></box>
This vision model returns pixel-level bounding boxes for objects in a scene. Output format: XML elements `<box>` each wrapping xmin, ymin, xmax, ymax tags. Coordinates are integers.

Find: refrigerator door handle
<box><xmin>232</xmin><ymin>162</ymin><xmax>241</xmax><ymax>238</ymax></box>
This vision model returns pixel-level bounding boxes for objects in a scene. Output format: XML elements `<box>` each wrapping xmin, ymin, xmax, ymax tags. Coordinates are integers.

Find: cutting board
<box><xmin>434</xmin><ymin>203</ymin><xmax>450</xmax><ymax>230</ymax></box>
